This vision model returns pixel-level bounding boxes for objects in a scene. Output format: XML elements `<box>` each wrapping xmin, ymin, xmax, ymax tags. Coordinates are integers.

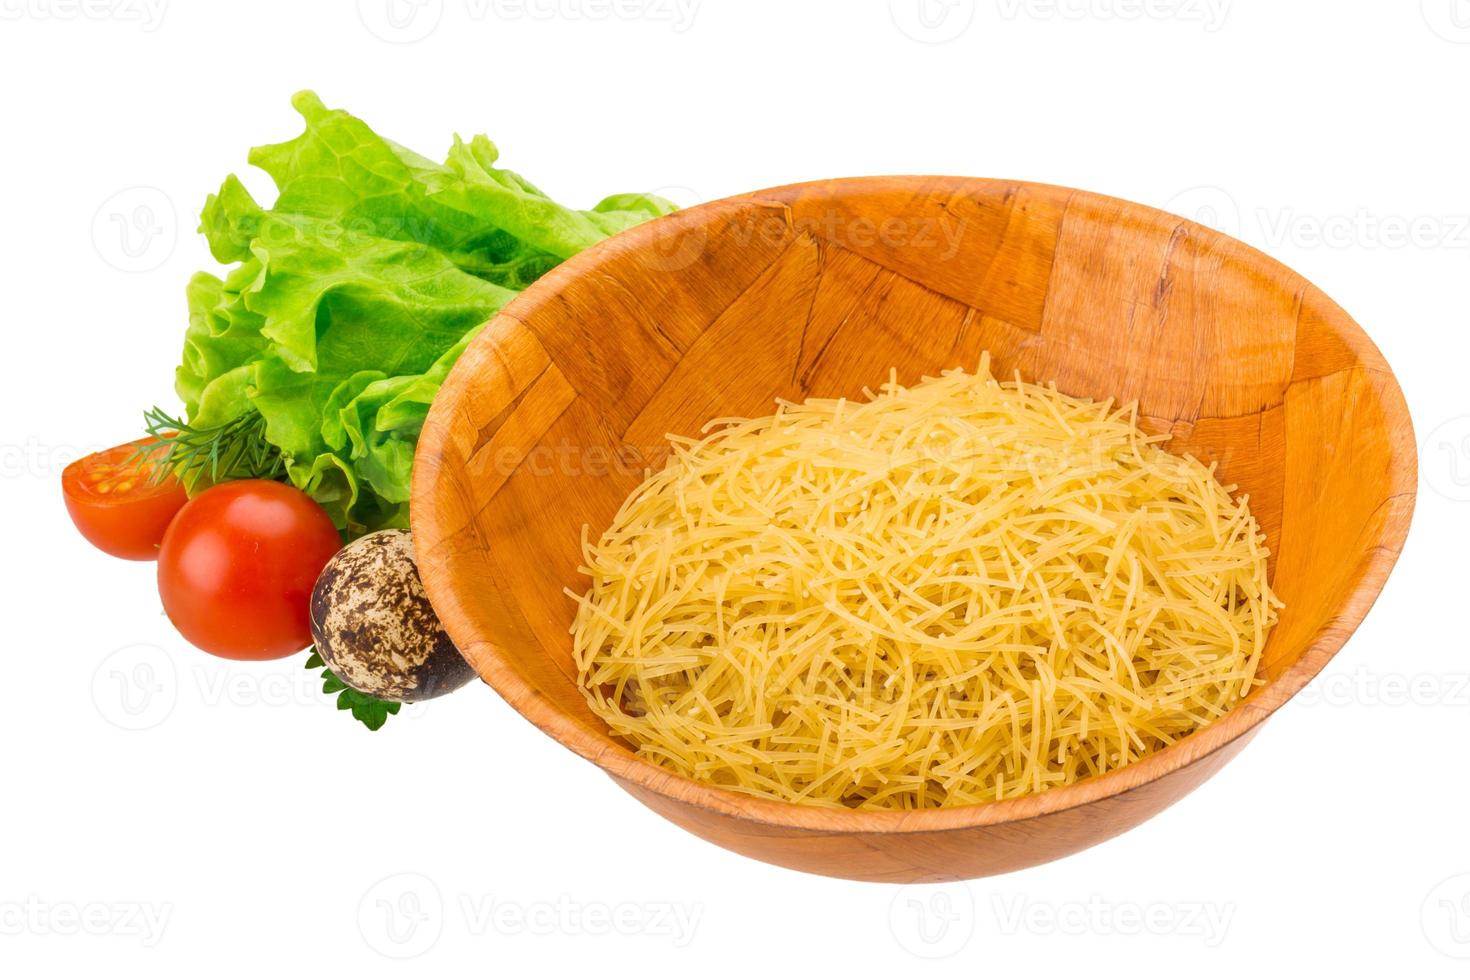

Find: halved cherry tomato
<box><xmin>62</xmin><ymin>438</ymin><xmax>188</xmax><ymax>561</ymax></box>
<box><xmin>158</xmin><ymin>480</ymin><xmax>342</xmax><ymax>660</ymax></box>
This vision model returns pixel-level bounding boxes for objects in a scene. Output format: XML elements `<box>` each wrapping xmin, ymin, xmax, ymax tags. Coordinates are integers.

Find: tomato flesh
<box><xmin>62</xmin><ymin>439</ymin><xmax>188</xmax><ymax>561</ymax></box>
<box><xmin>157</xmin><ymin>480</ymin><xmax>342</xmax><ymax>660</ymax></box>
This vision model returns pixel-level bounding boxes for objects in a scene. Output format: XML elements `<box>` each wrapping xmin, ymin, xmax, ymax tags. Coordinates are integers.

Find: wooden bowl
<box><xmin>411</xmin><ymin>177</ymin><xmax>1415</xmax><ymax>882</ymax></box>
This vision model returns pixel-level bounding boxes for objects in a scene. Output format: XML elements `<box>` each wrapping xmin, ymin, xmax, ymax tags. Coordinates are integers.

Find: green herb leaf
<box><xmin>304</xmin><ymin>647</ymin><xmax>401</xmax><ymax>731</ymax></box>
<box><xmin>338</xmin><ymin>692</ymin><xmax>401</xmax><ymax>732</ymax></box>
<box><xmin>138</xmin><ymin>406</ymin><xmax>286</xmax><ymax>489</ymax></box>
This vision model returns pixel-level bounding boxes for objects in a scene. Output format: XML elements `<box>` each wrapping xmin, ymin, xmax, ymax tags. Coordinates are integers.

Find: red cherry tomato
<box><xmin>158</xmin><ymin>480</ymin><xmax>342</xmax><ymax>660</ymax></box>
<box><xmin>62</xmin><ymin>438</ymin><xmax>189</xmax><ymax>561</ymax></box>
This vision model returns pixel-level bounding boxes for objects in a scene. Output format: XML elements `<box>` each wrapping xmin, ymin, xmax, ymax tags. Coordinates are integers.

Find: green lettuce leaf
<box><xmin>173</xmin><ymin>91</ymin><xmax>676</xmax><ymax>533</ymax></box>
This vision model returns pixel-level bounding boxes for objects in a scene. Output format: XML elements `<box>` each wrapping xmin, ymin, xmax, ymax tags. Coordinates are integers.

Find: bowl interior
<box><xmin>412</xmin><ymin>177</ymin><xmax>1414</xmax><ymax>826</ymax></box>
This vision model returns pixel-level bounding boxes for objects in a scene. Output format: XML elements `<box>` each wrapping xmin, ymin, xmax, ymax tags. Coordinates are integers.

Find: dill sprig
<box><xmin>137</xmin><ymin>407</ymin><xmax>287</xmax><ymax>487</ymax></box>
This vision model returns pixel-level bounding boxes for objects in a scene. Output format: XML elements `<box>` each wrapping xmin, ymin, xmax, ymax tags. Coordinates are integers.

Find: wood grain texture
<box><xmin>411</xmin><ymin>177</ymin><xmax>1416</xmax><ymax>882</ymax></box>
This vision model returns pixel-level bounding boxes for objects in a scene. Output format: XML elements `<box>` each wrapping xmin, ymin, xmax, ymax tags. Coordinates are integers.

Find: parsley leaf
<box><xmin>305</xmin><ymin>649</ymin><xmax>402</xmax><ymax>731</ymax></box>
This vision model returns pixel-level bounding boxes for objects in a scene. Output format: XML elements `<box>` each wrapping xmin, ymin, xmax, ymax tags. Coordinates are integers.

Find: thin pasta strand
<box><xmin>569</xmin><ymin>356</ymin><xmax>1281</xmax><ymax>810</ymax></box>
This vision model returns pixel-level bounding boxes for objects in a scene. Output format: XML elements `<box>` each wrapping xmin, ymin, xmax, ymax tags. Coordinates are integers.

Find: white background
<box><xmin>2</xmin><ymin>0</ymin><xmax>1467</xmax><ymax>975</ymax></box>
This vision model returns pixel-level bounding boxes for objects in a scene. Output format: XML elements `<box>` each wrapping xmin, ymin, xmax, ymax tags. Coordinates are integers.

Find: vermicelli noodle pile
<box><xmin>570</xmin><ymin>355</ymin><xmax>1281</xmax><ymax>810</ymax></box>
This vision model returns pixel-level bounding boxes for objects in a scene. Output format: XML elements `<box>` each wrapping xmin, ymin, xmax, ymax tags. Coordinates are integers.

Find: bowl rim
<box><xmin>412</xmin><ymin>175</ymin><xmax>1418</xmax><ymax>836</ymax></box>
